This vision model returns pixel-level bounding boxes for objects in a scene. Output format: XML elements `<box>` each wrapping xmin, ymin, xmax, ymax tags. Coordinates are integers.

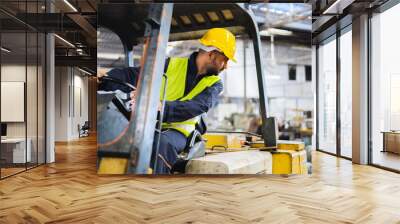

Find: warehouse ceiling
<box><xmin>0</xmin><ymin>0</ymin><xmax>97</xmax><ymax>73</ymax></box>
<box><xmin>98</xmin><ymin>2</ymin><xmax>311</xmax><ymax>68</ymax></box>
<box><xmin>0</xmin><ymin>1</ymin><xmax>312</xmax><ymax>73</ymax></box>
<box><xmin>249</xmin><ymin>3</ymin><xmax>311</xmax><ymax>45</ymax></box>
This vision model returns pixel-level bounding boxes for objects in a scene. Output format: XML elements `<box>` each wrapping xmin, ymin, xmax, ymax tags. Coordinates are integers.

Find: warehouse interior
<box><xmin>96</xmin><ymin>3</ymin><xmax>313</xmax><ymax>174</ymax></box>
<box><xmin>0</xmin><ymin>0</ymin><xmax>400</xmax><ymax>222</ymax></box>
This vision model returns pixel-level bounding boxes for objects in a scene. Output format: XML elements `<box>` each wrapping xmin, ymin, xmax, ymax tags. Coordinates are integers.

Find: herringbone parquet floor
<box><xmin>1</xmin><ymin>135</ymin><xmax>400</xmax><ymax>223</ymax></box>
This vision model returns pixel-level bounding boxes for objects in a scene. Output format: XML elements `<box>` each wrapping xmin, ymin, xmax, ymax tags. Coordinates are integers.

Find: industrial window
<box><xmin>288</xmin><ymin>65</ymin><xmax>297</xmax><ymax>81</ymax></box>
<box><xmin>370</xmin><ymin>2</ymin><xmax>400</xmax><ymax>171</ymax></box>
<box><xmin>317</xmin><ymin>37</ymin><xmax>337</xmax><ymax>155</ymax></box>
<box><xmin>339</xmin><ymin>29</ymin><xmax>352</xmax><ymax>158</ymax></box>
<box><xmin>0</xmin><ymin>2</ymin><xmax>47</xmax><ymax>179</ymax></box>
<box><xmin>305</xmin><ymin>65</ymin><xmax>312</xmax><ymax>81</ymax></box>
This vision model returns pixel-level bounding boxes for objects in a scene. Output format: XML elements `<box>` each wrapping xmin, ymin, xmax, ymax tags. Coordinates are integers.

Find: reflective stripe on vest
<box><xmin>160</xmin><ymin>57</ymin><xmax>221</xmax><ymax>137</ymax></box>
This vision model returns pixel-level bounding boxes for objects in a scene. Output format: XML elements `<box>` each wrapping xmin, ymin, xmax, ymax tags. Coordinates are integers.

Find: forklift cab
<box><xmin>97</xmin><ymin>2</ymin><xmax>278</xmax><ymax>174</ymax></box>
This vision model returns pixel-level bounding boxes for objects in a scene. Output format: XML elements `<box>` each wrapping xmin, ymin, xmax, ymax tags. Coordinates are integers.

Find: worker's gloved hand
<box><xmin>130</xmin><ymin>90</ymin><xmax>137</xmax><ymax>111</ymax></box>
<box><xmin>158</xmin><ymin>101</ymin><xmax>162</xmax><ymax>111</ymax></box>
<box><xmin>129</xmin><ymin>91</ymin><xmax>162</xmax><ymax>111</ymax></box>
<box><xmin>97</xmin><ymin>68</ymin><xmax>109</xmax><ymax>83</ymax></box>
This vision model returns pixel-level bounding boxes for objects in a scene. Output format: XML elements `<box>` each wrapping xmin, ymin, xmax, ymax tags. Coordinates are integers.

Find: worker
<box><xmin>98</xmin><ymin>28</ymin><xmax>237</xmax><ymax>174</ymax></box>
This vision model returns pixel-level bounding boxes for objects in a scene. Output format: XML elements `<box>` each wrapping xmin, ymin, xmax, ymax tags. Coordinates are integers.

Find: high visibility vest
<box><xmin>160</xmin><ymin>57</ymin><xmax>221</xmax><ymax>137</ymax></box>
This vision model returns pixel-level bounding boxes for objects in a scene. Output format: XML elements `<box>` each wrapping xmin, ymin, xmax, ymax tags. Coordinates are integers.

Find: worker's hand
<box><xmin>97</xmin><ymin>68</ymin><xmax>109</xmax><ymax>83</ymax></box>
<box><xmin>130</xmin><ymin>90</ymin><xmax>136</xmax><ymax>100</ymax></box>
<box><xmin>158</xmin><ymin>101</ymin><xmax>162</xmax><ymax>111</ymax></box>
<box><xmin>130</xmin><ymin>92</ymin><xmax>162</xmax><ymax>112</ymax></box>
<box><xmin>130</xmin><ymin>90</ymin><xmax>137</xmax><ymax>111</ymax></box>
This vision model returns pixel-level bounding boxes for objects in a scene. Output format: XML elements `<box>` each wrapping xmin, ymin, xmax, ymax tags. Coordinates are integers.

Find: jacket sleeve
<box><xmin>98</xmin><ymin>59</ymin><xmax>170</xmax><ymax>93</ymax></box>
<box><xmin>98</xmin><ymin>67</ymin><xmax>140</xmax><ymax>93</ymax></box>
<box><xmin>162</xmin><ymin>81</ymin><xmax>223</xmax><ymax>123</ymax></box>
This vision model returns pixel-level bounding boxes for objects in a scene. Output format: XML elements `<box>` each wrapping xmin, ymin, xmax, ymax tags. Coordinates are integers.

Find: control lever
<box><xmin>99</xmin><ymin>76</ymin><xmax>137</xmax><ymax>120</ymax></box>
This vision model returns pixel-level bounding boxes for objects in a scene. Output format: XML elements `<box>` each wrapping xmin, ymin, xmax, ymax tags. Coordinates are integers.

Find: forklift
<box><xmin>96</xmin><ymin>2</ymin><xmax>281</xmax><ymax>174</ymax></box>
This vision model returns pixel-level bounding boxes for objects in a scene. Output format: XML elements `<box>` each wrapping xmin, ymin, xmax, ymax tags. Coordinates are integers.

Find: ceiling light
<box><xmin>179</xmin><ymin>16</ymin><xmax>191</xmax><ymax>25</ymax></box>
<box><xmin>193</xmin><ymin>13</ymin><xmax>205</xmax><ymax>23</ymax></box>
<box><xmin>291</xmin><ymin>46</ymin><xmax>311</xmax><ymax>51</ymax></box>
<box><xmin>97</xmin><ymin>53</ymin><xmax>124</xmax><ymax>60</ymax></box>
<box><xmin>54</xmin><ymin>34</ymin><xmax>75</xmax><ymax>48</ymax></box>
<box><xmin>63</xmin><ymin>0</ymin><xmax>78</xmax><ymax>12</ymax></box>
<box><xmin>260</xmin><ymin>28</ymin><xmax>293</xmax><ymax>36</ymax></box>
<box><xmin>323</xmin><ymin>0</ymin><xmax>354</xmax><ymax>15</ymax></box>
<box><xmin>78</xmin><ymin>67</ymin><xmax>92</xmax><ymax>76</ymax></box>
<box><xmin>207</xmin><ymin>11</ymin><xmax>219</xmax><ymax>22</ymax></box>
<box><xmin>221</xmin><ymin>10</ymin><xmax>234</xmax><ymax>20</ymax></box>
<box><xmin>323</xmin><ymin>0</ymin><xmax>341</xmax><ymax>14</ymax></box>
<box><xmin>1</xmin><ymin>47</ymin><xmax>11</xmax><ymax>53</ymax></box>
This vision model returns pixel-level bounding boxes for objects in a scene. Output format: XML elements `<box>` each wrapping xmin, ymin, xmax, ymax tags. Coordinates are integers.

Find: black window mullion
<box><xmin>367</xmin><ymin>12</ymin><xmax>373</xmax><ymax>165</ymax></box>
<box><xmin>316</xmin><ymin>44</ymin><xmax>319</xmax><ymax>151</ymax></box>
<box><xmin>0</xmin><ymin>16</ymin><xmax>2</xmax><ymax>179</ymax></box>
<box><xmin>25</xmin><ymin>0</ymin><xmax>28</xmax><ymax>171</ymax></box>
<box><xmin>336</xmin><ymin>29</ymin><xmax>341</xmax><ymax>157</ymax></box>
<box><xmin>44</xmin><ymin>18</ymin><xmax>47</xmax><ymax>164</ymax></box>
<box><xmin>36</xmin><ymin>0</ymin><xmax>39</xmax><ymax>167</ymax></box>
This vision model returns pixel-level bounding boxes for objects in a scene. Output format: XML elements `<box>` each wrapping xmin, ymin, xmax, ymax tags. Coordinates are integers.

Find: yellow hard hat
<box><xmin>199</xmin><ymin>28</ymin><xmax>237</xmax><ymax>63</ymax></box>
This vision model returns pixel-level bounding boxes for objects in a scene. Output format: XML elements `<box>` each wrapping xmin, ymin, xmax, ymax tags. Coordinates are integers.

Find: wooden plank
<box><xmin>186</xmin><ymin>151</ymin><xmax>272</xmax><ymax>174</ymax></box>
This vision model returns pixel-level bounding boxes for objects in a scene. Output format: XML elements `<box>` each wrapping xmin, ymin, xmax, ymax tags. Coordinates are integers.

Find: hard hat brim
<box><xmin>198</xmin><ymin>39</ymin><xmax>237</xmax><ymax>63</ymax></box>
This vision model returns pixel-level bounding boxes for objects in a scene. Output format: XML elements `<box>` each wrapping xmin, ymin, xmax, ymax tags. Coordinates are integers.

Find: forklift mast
<box><xmin>97</xmin><ymin>2</ymin><xmax>277</xmax><ymax>174</ymax></box>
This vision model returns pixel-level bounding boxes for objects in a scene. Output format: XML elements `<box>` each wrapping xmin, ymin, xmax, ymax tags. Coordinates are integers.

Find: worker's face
<box><xmin>205</xmin><ymin>50</ymin><xmax>229</xmax><ymax>75</ymax></box>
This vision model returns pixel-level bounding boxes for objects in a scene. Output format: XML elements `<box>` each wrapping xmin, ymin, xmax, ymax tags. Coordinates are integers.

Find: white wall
<box><xmin>55</xmin><ymin>67</ymin><xmax>89</xmax><ymax>141</ymax></box>
<box><xmin>72</xmin><ymin>73</ymin><xmax>89</xmax><ymax>138</ymax></box>
<box><xmin>1</xmin><ymin>65</ymin><xmax>26</xmax><ymax>139</ymax></box>
<box><xmin>55</xmin><ymin>66</ymin><xmax>68</xmax><ymax>141</ymax></box>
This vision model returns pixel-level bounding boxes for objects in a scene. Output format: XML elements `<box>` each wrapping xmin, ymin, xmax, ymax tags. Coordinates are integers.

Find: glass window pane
<box><xmin>27</xmin><ymin>31</ymin><xmax>38</xmax><ymax>169</ymax></box>
<box><xmin>340</xmin><ymin>30</ymin><xmax>352</xmax><ymax>158</ymax></box>
<box><xmin>371</xmin><ymin>3</ymin><xmax>400</xmax><ymax>171</ymax></box>
<box><xmin>318</xmin><ymin>38</ymin><xmax>337</xmax><ymax>154</ymax></box>
<box><xmin>38</xmin><ymin>32</ymin><xmax>45</xmax><ymax>165</ymax></box>
<box><xmin>1</xmin><ymin>12</ymin><xmax>28</xmax><ymax>177</ymax></box>
<box><xmin>1</xmin><ymin>1</ymin><xmax>46</xmax><ymax>179</ymax></box>
<box><xmin>208</xmin><ymin>38</ymin><xmax>261</xmax><ymax>132</ymax></box>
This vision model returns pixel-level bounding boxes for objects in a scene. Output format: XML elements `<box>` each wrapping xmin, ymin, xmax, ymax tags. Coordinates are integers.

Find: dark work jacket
<box><xmin>98</xmin><ymin>52</ymin><xmax>223</xmax><ymax>123</ymax></box>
